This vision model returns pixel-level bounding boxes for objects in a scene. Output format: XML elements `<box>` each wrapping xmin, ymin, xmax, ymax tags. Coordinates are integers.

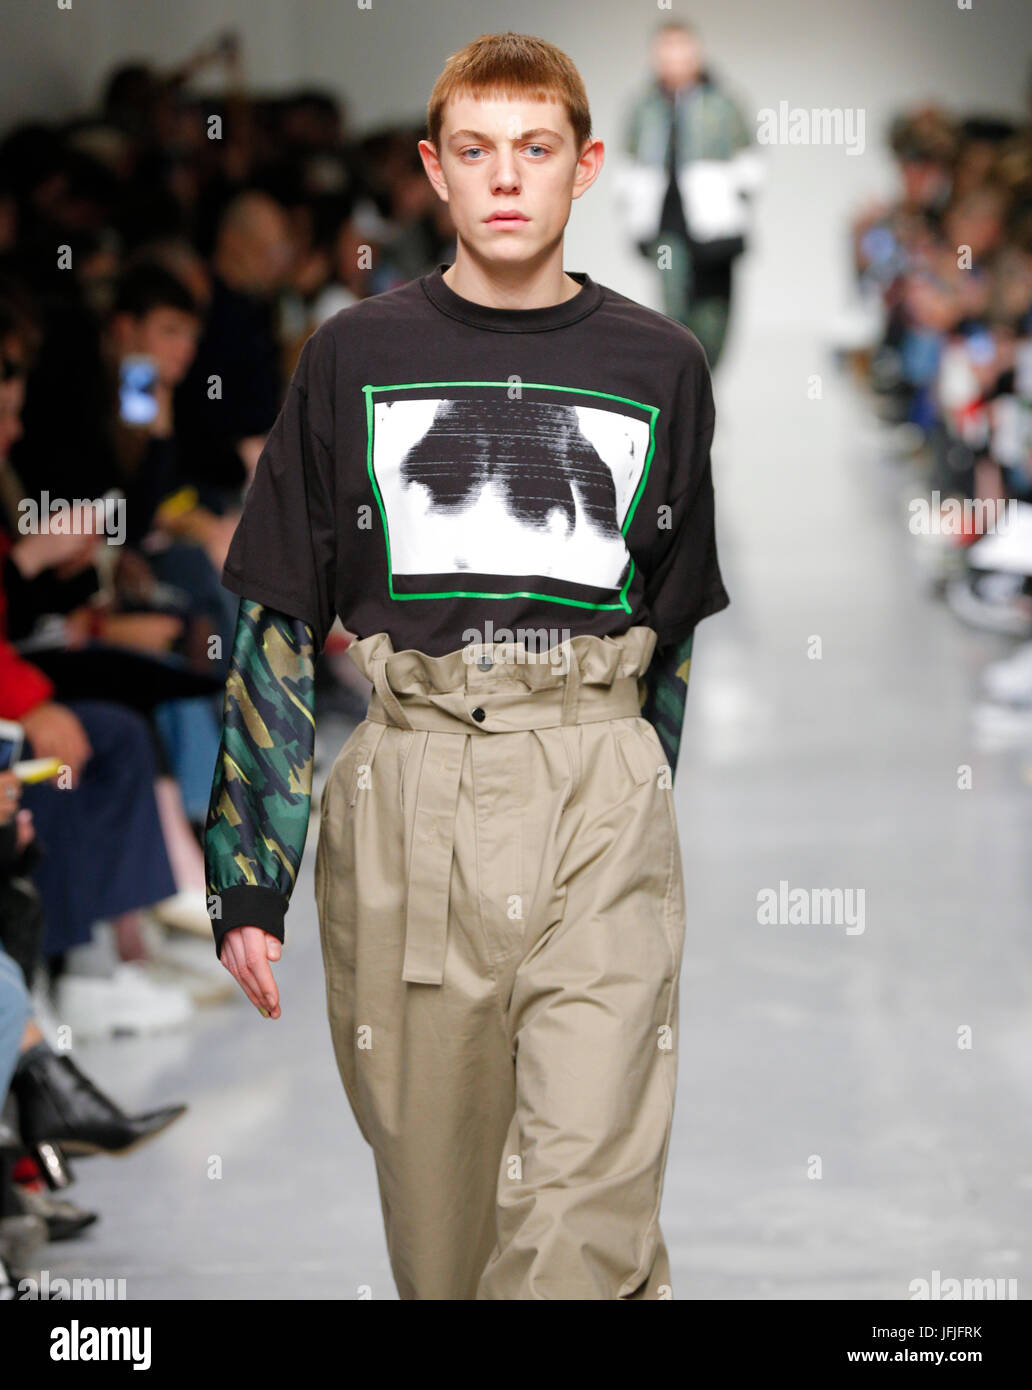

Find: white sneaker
<box><xmin>150</xmin><ymin>888</ymin><xmax>213</xmax><ymax>937</ymax></box>
<box><xmin>945</xmin><ymin>571</ymin><xmax>1032</xmax><ymax>636</ymax></box>
<box><xmin>53</xmin><ymin>963</ymin><xmax>195</xmax><ymax>1041</ymax></box>
<box><xmin>138</xmin><ymin>919</ymin><xmax>238</xmax><ymax>1005</ymax></box>
<box><xmin>966</xmin><ymin>500</ymin><xmax>1032</xmax><ymax>576</ymax></box>
<box><xmin>981</xmin><ymin>641</ymin><xmax>1032</xmax><ymax>705</ymax></box>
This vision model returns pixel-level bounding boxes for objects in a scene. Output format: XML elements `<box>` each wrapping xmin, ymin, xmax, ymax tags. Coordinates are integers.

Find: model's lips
<box><xmin>485</xmin><ymin>211</ymin><xmax>529</xmax><ymax>223</ymax></box>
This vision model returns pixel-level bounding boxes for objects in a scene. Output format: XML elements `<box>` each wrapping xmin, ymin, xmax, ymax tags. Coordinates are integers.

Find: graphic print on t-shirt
<box><xmin>363</xmin><ymin>381</ymin><xmax>658</xmax><ymax>614</ymax></box>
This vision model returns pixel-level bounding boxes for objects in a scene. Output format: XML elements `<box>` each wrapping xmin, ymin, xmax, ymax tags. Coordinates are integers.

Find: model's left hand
<box><xmin>219</xmin><ymin>924</ymin><xmax>283</xmax><ymax>1019</ymax></box>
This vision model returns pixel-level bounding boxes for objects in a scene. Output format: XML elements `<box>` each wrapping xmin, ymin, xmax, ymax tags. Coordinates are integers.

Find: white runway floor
<box><xmin>36</xmin><ymin>326</ymin><xmax>1032</xmax><ymax>1299</ymax></box>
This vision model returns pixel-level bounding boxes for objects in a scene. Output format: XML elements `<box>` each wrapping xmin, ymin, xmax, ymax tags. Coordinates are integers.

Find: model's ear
<box><xmin>572</xmin><ymin>137</ymin><xmax>605</xmax><ymax>200</ymax></box>
<box><xmin>417</xmin><ymin>139</ymin><xmax>449</xmax><ymax>201</ymax></box>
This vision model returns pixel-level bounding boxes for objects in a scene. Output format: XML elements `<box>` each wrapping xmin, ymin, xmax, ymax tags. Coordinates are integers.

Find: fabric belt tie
<box><xmin>399</xmin><ymin>730</ymin><xmax>465</xmax><ymax>984</ymax></box>
<box><xmin>373</xmin><ymin>652</ymin><xmax>461</xmax><ymax>983</ymax></box>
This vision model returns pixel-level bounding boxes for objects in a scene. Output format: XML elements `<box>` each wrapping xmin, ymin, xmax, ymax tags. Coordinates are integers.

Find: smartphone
<box><xmin>0</xmin><ymin>718</ymin><xmax>24</xmax><ymax>772</ymax></box>
<box><xmin>119</xmin><ymin>355</ymin><xmax>159</xmax><ymax>427</ymax></box>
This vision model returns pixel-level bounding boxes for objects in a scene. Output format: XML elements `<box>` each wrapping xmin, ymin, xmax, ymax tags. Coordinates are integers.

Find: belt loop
<box><xmin>558</xmin><ymin>638</ymin><xmax>582</xmax><ymax>798</ymax></box>
<box><xmin>372</xmin><ymin>656</ymin><xmax>414</xmax><ymax>730</ymax></box>
<box><xmin>559</xmin><ymin>638</ymin><xmax>581</xmax><ymax>726</ymax></box>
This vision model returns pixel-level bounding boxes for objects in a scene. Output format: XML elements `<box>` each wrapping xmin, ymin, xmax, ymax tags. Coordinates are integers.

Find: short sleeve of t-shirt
<box><xmin>220</xmin><ymin>331</ymin><xmax>337</xmax><ymax>650</ymax></box>
<box><xmin>643</xmin><ymin>357</ymin><xmax>730</xmax><ymax>647</ymax></box>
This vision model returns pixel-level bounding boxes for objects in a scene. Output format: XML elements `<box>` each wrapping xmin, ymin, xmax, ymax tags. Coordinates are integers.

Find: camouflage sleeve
<box><xmin>639</xmin><ymin>631</ymin><xmax>695</xmax><ymax>782</ymax></box>
<box><xmin>205</xmin><ymin>598</ymin><xmax>316</xmax><ymax>960</ymax></box>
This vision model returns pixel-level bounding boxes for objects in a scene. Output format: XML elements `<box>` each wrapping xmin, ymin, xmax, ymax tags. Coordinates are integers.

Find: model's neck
<box><xmin>442</xmin><ymin>251</ymin><xmax>581</xmax><ymax>312</ymax></box>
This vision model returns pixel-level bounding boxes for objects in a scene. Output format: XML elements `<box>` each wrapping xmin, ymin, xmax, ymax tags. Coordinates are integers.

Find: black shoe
<box><xmin>11</xmin><ymin>1183</ymin><xmax>98</xmax><ymax>1242</ymax></box>
<box><xmin>11</xmin><ymin>1043</ymin><xmax>187</xmax><ymax>1158</ymax></box>
<box><xmin>0</xmin><ymin>1111</ymin><xmax>21</xmax><ymax>1157</ymax></box>
<box><xmin>5</xmin><ymin>1090</ymin><xmax>74</xmax><ymax>1190</ymax></box>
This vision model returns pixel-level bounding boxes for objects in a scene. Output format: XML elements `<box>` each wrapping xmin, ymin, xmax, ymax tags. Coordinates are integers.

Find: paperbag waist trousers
<box><xmin>314</xmin><ymin>625</ymin><xmax>688</xmax><ymax>1300</ymax></box>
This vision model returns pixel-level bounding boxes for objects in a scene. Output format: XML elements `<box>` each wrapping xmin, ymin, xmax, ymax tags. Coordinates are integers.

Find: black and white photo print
<box><xmin>366</xmin><ymin>383</ymin><xmax>657</xmax><ymax>607</ymax></box>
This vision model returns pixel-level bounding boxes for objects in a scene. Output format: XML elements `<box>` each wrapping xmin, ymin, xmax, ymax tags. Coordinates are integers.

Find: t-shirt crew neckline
<box><xmin>420</xmin><ymin>262</ymin><xmax>604</xmax><ymax>332</ymax></box>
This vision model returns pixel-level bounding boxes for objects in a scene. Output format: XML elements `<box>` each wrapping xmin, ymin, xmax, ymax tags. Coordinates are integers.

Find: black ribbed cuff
<box><xmin>208</xmin><ymin>885</ymin><xmax>288</xmax><ymax>960</ymax></box>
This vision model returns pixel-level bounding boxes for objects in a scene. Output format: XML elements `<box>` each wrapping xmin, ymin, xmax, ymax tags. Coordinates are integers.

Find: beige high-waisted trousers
<box><xmin>314</xmin><ymin>625</ymin><xmax>687</xmax><ymax>1300</ymax></box>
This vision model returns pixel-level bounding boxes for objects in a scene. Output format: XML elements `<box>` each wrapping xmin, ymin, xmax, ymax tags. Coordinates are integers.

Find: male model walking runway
<box><xmin>205</xmin><ymin>30</ymin><xmax>730</xmax><ymax>1300</ymax></box>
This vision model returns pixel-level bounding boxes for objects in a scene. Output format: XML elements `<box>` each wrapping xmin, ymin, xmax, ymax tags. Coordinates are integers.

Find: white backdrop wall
<box><xmin>2</xmin><ymin>0</ymin><xmax>1028</xmax><ymax>334</ymax></box>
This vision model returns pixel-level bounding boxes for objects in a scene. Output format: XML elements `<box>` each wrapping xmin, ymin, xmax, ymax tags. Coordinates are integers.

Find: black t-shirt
<box><xmin>221</xmin><ymin>262</ymin><xmax>730</xmax><ymax>657</ymax></box>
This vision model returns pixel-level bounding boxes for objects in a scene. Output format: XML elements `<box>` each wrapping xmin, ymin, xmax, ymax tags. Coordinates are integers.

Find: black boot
<box><xmin>11</xmin><ymin>1042</ymin><xmax>187</xmax><ymax>1158</ymax></box>
<box><xmin>4</xmin><ymin>1097</ymin><xmax>74</xmax><ymax>1191</ymax></box>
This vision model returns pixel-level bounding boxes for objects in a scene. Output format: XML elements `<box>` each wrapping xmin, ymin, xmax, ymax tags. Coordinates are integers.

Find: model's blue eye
<box><xmin>463</xmin><ymin>145</ymin><xmax>548</xmax><ymax>159</ymax></box>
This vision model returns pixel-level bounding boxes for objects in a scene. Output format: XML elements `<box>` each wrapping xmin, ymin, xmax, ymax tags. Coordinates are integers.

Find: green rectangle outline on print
<box><xmin>362</xmin><ymin>380</ymin><xmax>659</xmax><ymax>612</ymax></box>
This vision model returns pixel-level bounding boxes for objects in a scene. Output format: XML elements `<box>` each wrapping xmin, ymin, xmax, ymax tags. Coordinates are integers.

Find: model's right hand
<box><xmin>220</xmin><ymin>925</ymin><xmax>282</xmax><ymax>1019</ymax></box>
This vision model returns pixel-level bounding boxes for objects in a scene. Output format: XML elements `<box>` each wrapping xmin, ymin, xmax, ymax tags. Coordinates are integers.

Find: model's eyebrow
<box><xmin>448</xmin><ymin>128</ymin><xmax>565</xmax><ymax>145</ymax></box>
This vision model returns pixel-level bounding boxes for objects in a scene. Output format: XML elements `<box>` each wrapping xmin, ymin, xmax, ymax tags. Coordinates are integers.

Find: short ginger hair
<box><xmin>426</xmin><ymin>30</ymin><xmax>592</xmax><ymax>155</ymax></box>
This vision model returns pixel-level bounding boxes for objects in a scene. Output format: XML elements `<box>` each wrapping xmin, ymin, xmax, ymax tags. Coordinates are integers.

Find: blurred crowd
<box><xmin>842</xmin><ymin>99</ymin><xmax>1032</xmax><ymax>708</ymax></box>
<box><xmin>0</xmin><ymin>34</ymin><xmax>454</xmax><ymax>1293</ymax></box>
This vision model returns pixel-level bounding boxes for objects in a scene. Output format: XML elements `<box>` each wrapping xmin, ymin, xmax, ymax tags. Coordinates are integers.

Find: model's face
<box><xmin>651</xmin><ymin>31</ymin><xmax>703</xmax><ymax>91</ymax></box>
<box><xmin>419</xmin><ymin>92</ymin><xmax>602</xmax><ymax>269</ymax></box>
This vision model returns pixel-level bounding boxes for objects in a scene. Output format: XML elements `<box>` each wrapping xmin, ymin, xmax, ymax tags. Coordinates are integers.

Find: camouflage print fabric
<box><xmin>204</xmin><ymin>599</ymin><xmax>316</xmax><ymax>956</ymax></box>
<box><xmin>640</xmin><ymin>631</ymin><xmax>695</xmax><ymax>779</ymax></box>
